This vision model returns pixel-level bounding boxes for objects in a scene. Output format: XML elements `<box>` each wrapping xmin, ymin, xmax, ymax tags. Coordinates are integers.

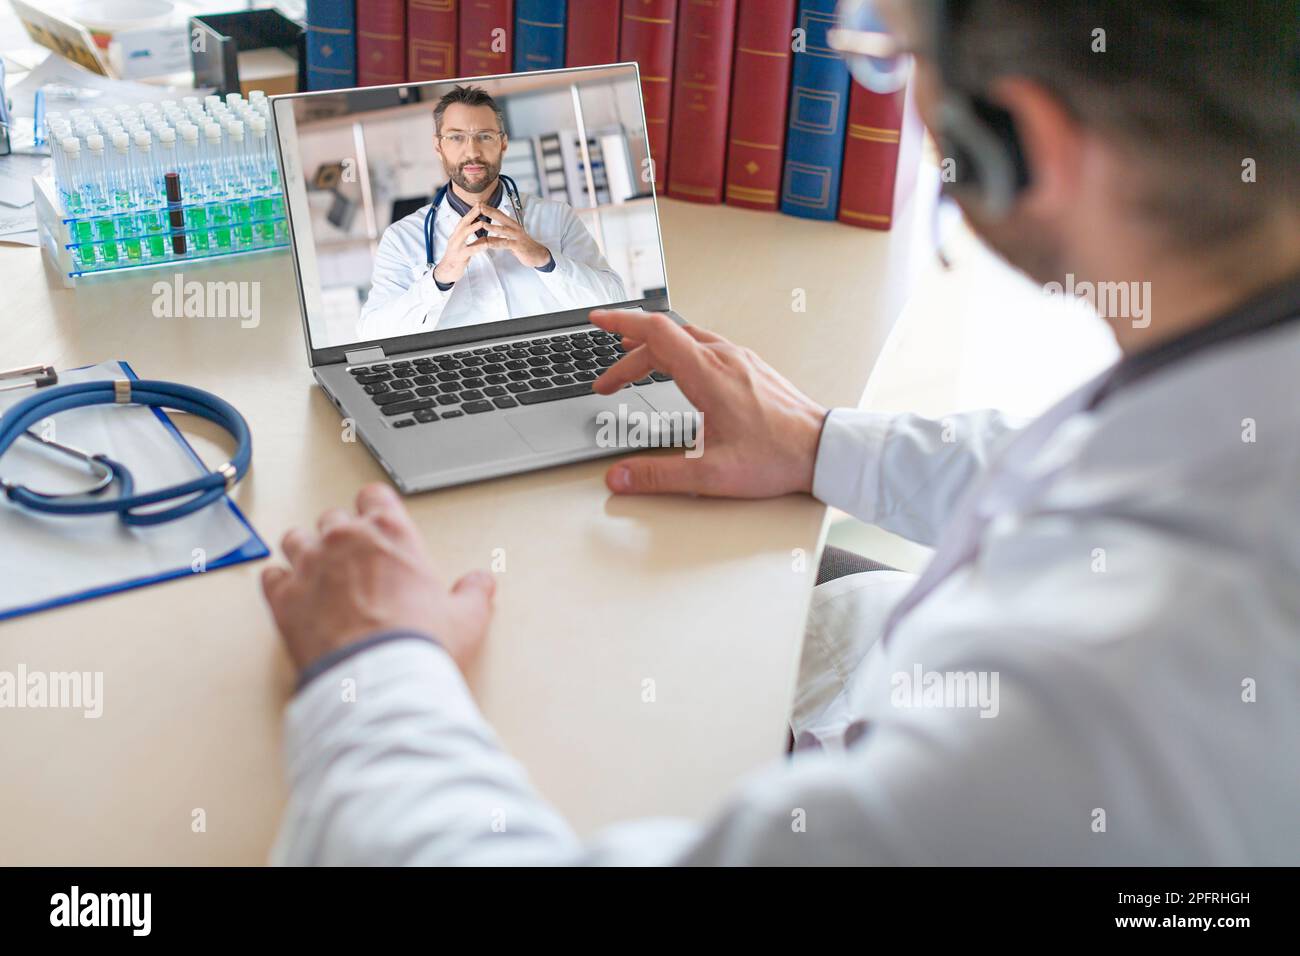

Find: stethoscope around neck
<box><xmin>423</xmin><ymin>173</ymin><xmax>525</xmax><ymax>269</ymax></box>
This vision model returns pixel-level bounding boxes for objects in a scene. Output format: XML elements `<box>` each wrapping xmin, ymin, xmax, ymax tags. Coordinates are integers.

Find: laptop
<box><xmin>272</xmin><ymin>63</ymin><xmax>696</xmax><ymax>492</ymax></box>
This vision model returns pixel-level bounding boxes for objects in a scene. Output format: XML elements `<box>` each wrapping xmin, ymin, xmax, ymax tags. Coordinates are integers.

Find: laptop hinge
<box><xmin>344</xmin><ymin>346</ymin><xmax>386</xmax><ymax>365</ymax></box>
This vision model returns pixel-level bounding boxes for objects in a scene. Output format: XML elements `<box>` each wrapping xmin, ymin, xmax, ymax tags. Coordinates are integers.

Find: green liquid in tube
<box><xmin>234</xmin><ymin>200</ymin><xmax>252</xmax><ymax>246</ymax></box>
<box><xmin>187</xmin><ymin>206</ymin><xmax>209</xmax><ymax>251</ymax></box>
<box><xmin>97</xmin><ymin>218</ymin><xmax>118</xmax><ymax>263</ymax></box>
<box><xmin>143</xmin><ymin>211</ymin><xmax>166</xmax><ymax>258</ymax></box>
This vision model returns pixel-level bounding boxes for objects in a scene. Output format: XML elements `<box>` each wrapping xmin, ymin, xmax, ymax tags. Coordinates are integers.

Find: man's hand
<box><xmin>261</xmin><ymin>483</ymin><xmax>495</xmax><ymax>676</ymax></box>
<box><xmin>588</xmin><ymin>310</ymin><xmax>830</xmax><ymax>498</ymax></box>
<box><xmin>432</xmin><ymin>201</ymin><xmax>513</xmax><ymax>285</ymax></box>
<box><xmin>480</xmin><ymin>205</ymin><xmax>553</xmax><ymax>269</ymax></box>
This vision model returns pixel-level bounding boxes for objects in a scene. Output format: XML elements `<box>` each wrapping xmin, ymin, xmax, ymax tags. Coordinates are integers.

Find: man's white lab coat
<box><xmin>357</xmin><ymin>191</ymin><xmax>627</xmax><ymax>340</ymax></box>
<box><xmin>273</xmin><ymin>317</ymin><xmax>1300</xmax><ymax>865</ymax></box>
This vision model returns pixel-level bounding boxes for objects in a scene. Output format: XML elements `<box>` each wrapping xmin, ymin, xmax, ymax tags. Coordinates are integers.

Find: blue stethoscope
<box><xmin>423</xmin><ymin>174</ymin><xmax>525</xmax><ymax>268</ymax></box>
<box><xmin>0</xmin><ymin>367</ymin><xmax>251</xmax><ymax>527</ymax></box>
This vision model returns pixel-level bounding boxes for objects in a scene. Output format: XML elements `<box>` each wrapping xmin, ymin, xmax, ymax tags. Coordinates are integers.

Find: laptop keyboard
<box><xmin>347</xmin><ymin>329</ymin><xmax>672</xmax><ymax>428</ymax></box>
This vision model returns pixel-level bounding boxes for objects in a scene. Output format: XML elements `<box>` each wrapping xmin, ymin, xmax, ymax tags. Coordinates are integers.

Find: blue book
<box><xmin>780</xmin><ymin>0</ymin><xmax>852</xmax><ymax>220</ymax></box>
<box><xmin>306</xmin><ymin>0</ymin><xmax>357</xmax><ymax>90</ymax></box>
<box><xmin>515</xmin><ymin>0</ymin><xmax>567</xmax><ymax>72</ymax></box>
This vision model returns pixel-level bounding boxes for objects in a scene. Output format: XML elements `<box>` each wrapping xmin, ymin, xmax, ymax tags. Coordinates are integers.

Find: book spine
<box><xmin>515</xmin><ymin>0</ymin><xmax>567</xmax><ymax>72</ymax></box>
<box><xmin>306</xmin><ymin>0</ymin><xmax>357</xmax><ymax>90</ymax></box>
<box><xmin>838</xmin><ymin>80</ymin><xmax>918</xmax><ymax>230</ymax></box>
<box><xmin>358</xmin><ymin>0</ymin><xmax>408</xmax><ymax>86</ymax></box>
<box><xmin>565</xmin><ymin>0</ymin><xmax>620</xmax><ymax>67</ymax></box>
<box><xmin>619</xmin><ymin>0</ymin><xmax>678</xmax><ymax>190</ymax></box>
<box><xmin>666</xmin><ymin>0</ymin><xmax>738</xmax><ymax>204</ymax></box>
<box><xmin>459</xmin><ymin>0</ymin><xmax>515</xmax><ymax>77</ymax></box>
<box><xmin>724</xmin><ymin>0</ymin><xmax>797</xmax><ymax>210</ymax></box>
<box><xmin>779</xmin><ymin>0</ymin><xmax>851</xmax><ymax>220</ymax></box>
<box><xmin>408</xmin><ymin>0</ymin><xmax>459</xmax><ymax>81</ymax></box>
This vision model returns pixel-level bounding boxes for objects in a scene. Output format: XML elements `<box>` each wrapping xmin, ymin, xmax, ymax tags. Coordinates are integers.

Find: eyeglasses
<box><xmin>829</xmin><ymin>0</ymin><xmax>915</xmax><ymax>94</ymax></box>
<box><xmin>437</xmin><ymin>130</ymin><xmax>505</xmax><ymax>149</ymax></box>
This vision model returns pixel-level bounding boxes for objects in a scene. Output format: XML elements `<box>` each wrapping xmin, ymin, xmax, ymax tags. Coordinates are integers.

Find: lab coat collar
<box><xmin>1021</xmin><ymin>317</ymin><xmax>1300</xmax><ymax>513</ymax></box>
<box><xmin>1088</xmin><ymin>270</ymin><xmax>1300</xmax><ymax>410</ymax></box>
<box><xmin>445</xmin><ymin>181</ymin><xmax>504</xmax><ymax>217</ymax></box>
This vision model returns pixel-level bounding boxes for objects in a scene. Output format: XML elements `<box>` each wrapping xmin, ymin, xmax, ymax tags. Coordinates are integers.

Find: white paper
<box><xmin>0</xmin><ymin>205</ymin><xmax>37</xmax><ymax>236</ymax></box>
<box><xmin>0</xmin><ymin>153</ymin><xmax>47</xmax><ymax>207</ymax></box>
<box><xmin>8</xmin><ymin>53</ymin><xmax>203</xmax><ymax>117</ymax></box>
<box><xmin>0</xmin><ymin>361</ymin><xmax>259</xmax><ymax>618</ymax></box>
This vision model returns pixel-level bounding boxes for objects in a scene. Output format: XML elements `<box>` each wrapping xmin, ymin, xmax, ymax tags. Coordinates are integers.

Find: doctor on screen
<box><xmin>357</xmin><ymin>85</ymin><xmax>627</xmax><ymax>340</ymax></box>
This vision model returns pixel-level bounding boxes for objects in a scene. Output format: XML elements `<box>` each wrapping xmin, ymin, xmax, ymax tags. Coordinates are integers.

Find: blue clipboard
<box><xmin>0</xmin><ymin>361</ymin><xmax>269</xmax><ymax>622</ymax></box>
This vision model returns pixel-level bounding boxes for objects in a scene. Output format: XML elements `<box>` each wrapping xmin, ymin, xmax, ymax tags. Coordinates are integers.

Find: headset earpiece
<box><xmin>933</xmin><ymin>0</ymin><xmax>1032</xmax><ymax>219</ymax></box>
<box><xmin>937</xmin><ymin>93</ymin><xmax>1031</xmax><ymax>218</ymax></box>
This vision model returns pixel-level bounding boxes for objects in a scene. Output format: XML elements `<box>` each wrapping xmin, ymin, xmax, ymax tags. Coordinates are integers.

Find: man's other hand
<box><xmin>261</xmin><ymin>483</ymin><xmax>495</xmax><ymax>677</ymax></box>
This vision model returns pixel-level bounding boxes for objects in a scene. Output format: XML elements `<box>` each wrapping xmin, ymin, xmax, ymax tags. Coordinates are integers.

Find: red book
<box><xmin>566</xmin><ymin>0</ymin><xmax>621</xmax><ymax>66</ymax></box>
<box><xmin>724</xmin><ymin>0</ymin><xmax>796</xmax><ymax>211</ymax></box>
<box><xmin>666</xmin><ymin>0</ymin><xmax>738</xmax><ymax>204</ymax></box>
<box><xmin>357</xmin><ymin>0</ymin><xmax>408</xmax><ymax>86</ymax></box>
<box><xmin>408</xmin><ymin>0</ymin><xmax>459</xmax><ymax>80</ymax></box>
<box><xmin>619</xmin><ymin>0</ymin><xmax>678</xmax><ymax>189</ymax></box>
<box><xmin>459</xmin><ymin>0</ymin><xmax>514</xmax><ymax>77</ymax></box>
<box><xmin>837</xmin><ymin>80</ymin><xmax>924</xmax><ymax>230</ymax></box>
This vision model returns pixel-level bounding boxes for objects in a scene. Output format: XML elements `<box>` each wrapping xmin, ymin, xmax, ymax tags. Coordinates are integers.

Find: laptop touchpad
<box><xmin>504</xmin><ymin>391</ymin><xmax>656</xmax><ymax>453</ymax></box>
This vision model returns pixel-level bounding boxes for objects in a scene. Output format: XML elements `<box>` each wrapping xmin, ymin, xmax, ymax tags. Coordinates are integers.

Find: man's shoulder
<box><xmin>392</xmin><ymin>203</ymin><xmax>434</xmax><ymax>232</ymax></box>
<box><xmin>524</xmin><ymin>193</ymin><xmax>577</xmax><ymax>217</ymax></box>
<box><xmin>377</xmin><ymin>205</ymin><xmax>432</xmax><ymax>252</ymax></box>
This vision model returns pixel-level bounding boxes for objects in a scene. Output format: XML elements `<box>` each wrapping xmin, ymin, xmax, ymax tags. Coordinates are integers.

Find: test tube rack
<box><xmin>34</xmin><ymin>175</ymin><xmax>290</xmax><ymax>288</ymax></box>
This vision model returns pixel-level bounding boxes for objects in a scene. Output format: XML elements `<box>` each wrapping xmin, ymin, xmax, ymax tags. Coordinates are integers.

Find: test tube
<box><xmin>177</xmin><ymin>123</ymin><xmax>208</xmax><ymax>251</ymax></box>
<box><xmin>177</xmin><ymin>123</ymin><xmax>201</xmax><ymax>188</ymax></box>
<box><xmin>205</xmin><ymin>122</ymin><xmax>233</xmax><ymax>248</ymax></box>
<box><xmin>59</xmin><ymin>137</ymin><xmax>83</xmax><ymax>214</ymax></box>
<box><xmin>84</xmin><ymin>133</ymin><xmax>115</xmax><ymax>262</ymax></box>
<box><xmin>226</xmin><ymin>120</ymin><xmax>254</xmax><ymax>246</ymax></box>
<box><xmin>156</xmin><ymin>126</ymin><xmax>178</xmax><ymax>182</ymax></box>
<box><xmin>51</xmin><ymin>136</ymin><xmax>68</xmax><ymax>199</ymax></box>
<box><xmin>60</xmin><ymin>137</ymin><xmax>91</xmax><ymax>263</ymax></box>
<box><xmin>83</xmin><ymin>134</ymin><xmax>108</xmax><ymax>208</ymax></box>
<box><xmin>46</xmin><ymin>112</ymin><xmax>66</xmax><ymax>149</ymax></box>
<box><xmin>110</xmin><ymin>131</ymin><xmax>142</xmax><ymax>260</ymax></box>
<box><xmin>246</xmin><ymin>116</ymin><xmax>277</xmax><ymax>243</ymax></box>
<box><xmin>203</xmin><ymin>122</ymin><xmax>225</xmax><ymax>192</ymax></box>
<box><xmin>133</xmin><ymin>130</ymin><xmax>167</xmax><ymax>259</ymax></box>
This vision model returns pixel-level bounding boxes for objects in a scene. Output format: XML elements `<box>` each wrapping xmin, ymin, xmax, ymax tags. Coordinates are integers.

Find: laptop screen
<box><xmin>273</xmin><ymin>64</ymin><xmax>668</xmax><ymax>355</ymax></box>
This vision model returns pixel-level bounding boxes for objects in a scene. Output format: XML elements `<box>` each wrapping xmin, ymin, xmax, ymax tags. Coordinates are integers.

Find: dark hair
<box><xmin>939</xmin><ymin>0</ymin><xmax>1299</xmax><ymax>245</ymax></box>
<box><xmin>433</xmin><ymin>85</ymin><xmax>506</xmax><ymax>134</ymax></box>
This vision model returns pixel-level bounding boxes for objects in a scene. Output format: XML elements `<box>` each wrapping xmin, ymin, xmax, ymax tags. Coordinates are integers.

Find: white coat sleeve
<box><xmin>270</xmin><ymin>627</ymin><xmax>1162</xmax><ymax>866</ymax></box>
<box><xmin>357</xmin><ymin>224</ymin><xmax>456</xmax><ymax>341</ymax></box>
<box><xmin>536</xmin><ymin>207</ymin><xmax>628</xmax><ymax>308</ymax></box>
<box><xmin>811</xmin><ymin>407</ymin><xmax>1026</xmax><ymax>547</ymax></box>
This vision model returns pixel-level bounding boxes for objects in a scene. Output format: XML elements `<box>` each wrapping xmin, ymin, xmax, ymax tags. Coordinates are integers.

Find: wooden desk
<box><xmin>0</xmin><ymin>196</ymin><xmax>919</xmax><ymax>864</ymax></box>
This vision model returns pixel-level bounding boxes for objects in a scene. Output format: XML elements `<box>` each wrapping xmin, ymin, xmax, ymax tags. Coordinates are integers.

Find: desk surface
<box><xmin>0</xmin><ymin>196</ymin><xmax>917</xmax><ymax>864</ymax></box>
